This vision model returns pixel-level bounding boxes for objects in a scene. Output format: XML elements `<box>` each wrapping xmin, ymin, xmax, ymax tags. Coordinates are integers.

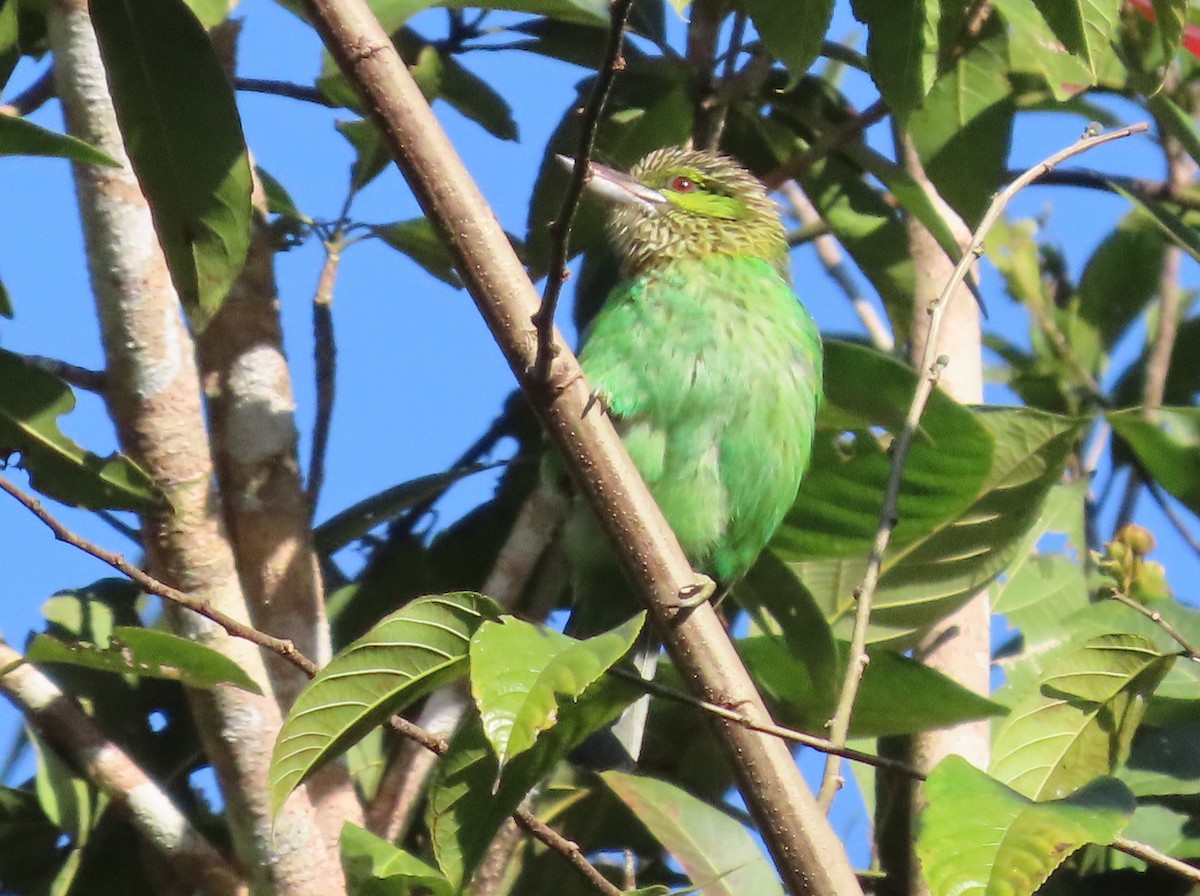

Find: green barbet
<box><xmin>561</xmin><ymin>147</ymin><xmax>823</xmax><ymax>757</ymax></box>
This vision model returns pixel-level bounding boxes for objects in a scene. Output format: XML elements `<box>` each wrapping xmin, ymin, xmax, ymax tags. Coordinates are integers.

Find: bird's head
<box><xmin>565</xmin><ymin>147</ymin><xmax>788</xmax><ymax>280</ymax></box>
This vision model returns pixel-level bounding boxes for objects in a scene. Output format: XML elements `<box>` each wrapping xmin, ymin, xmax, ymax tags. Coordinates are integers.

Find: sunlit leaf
<box><xmin>1108</xmin><ymin>407</ymin><xmax>1200</xmax><ymax>514</ymax></box>
<box><xmin>341</xmin><ymin>824</ymin><xmax>454</xmax><ymax>896</ymax></box>
<box><xmin>0</xmin><ymin>115</ymin><xmax>118</xmax><ymax>166</ymax></box>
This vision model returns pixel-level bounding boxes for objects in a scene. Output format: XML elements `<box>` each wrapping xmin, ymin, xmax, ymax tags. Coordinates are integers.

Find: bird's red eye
<box><xmin>670</xmin><ymin>175</ymin><xmax>696</xmax><ymax>193</ymax></box>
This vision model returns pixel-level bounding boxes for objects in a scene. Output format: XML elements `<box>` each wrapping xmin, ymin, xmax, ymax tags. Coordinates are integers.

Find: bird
<box><xmin>557</xmin><ymin>146</ymin><xmax>823</xmax><ymax>760</ymax></box>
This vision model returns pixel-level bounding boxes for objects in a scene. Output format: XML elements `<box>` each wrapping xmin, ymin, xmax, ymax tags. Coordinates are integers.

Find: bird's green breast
<box><xmin>576</xmin><ymin>254</ymin><xmax>822</xmax><ymax>584</ymax></box>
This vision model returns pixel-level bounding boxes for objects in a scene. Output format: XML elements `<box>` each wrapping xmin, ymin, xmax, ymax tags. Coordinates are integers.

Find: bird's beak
<box><xmin>556</xmin><ymin>154</ymin><xmax>667</xmax><ymax>211</ymax></box>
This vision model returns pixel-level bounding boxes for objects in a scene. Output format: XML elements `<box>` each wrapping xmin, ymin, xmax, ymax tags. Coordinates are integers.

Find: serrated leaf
<box><xmin>373</xmin><ymin>218</ymin><xmax>462</xmax><ymax>287</ymax></box>
<box><xmin>0</xmin><ymin>115</ymin><xmax>119</xmax><ymax>166</ymax></box>
<box><xmin>778</xmin><ymin>340</ymin><xmax>993</xmax><ymax>559</ymax></box>
<box><xmin>428</xmin><ymin>677</ymin><xmax>636</xmax><ymax>887</ymax></box>
<box><xmin>990</xmin><ymin>633</ymin><xmax>1174</xmax><ymax>799</ymax></box>
<box><xmin>918</xmin><ymin>756</ymin><xmax>1134</xmax><ymax>896</ymax></box>
<box><xmin>341</xmin><ymin>824</ymin><xmax>454</xmax><ymax>896</ymax></box>
<box><xmin>850</xmin><ymin>0</ymin><xmax>941</xmax><ymax>120</ymax></box>
<box><xmin>1108</xmin><ymin>407</ymin><xmax>1200</xmax><ymax>515</ymax></box>
<box><xmin>741</xmin><ymin>636</ymin><xmax>1006</xmax><ymax>738</ymax></box>
<box><xmin>795</xmin><ymin>408</ymin><xmax>1081</xmax><ymax>645</ymax></box>
<box><xmin>470</xmin><ymin>614</ymin><xmax>643</xmax><ymax>769</ymax></box>
<box><xmin>26</xmin><ymin>626</ymin><xmax>262</xmax><ymax>694</ymax></box>
<box><xmin>91</xmin><ymin>0</ymin><xmax>253</xmax><ymax>330</ymax></box>
<box><xmin>269</xmin><ymin>592</ymin><xmax>499</xmax><ymax>815</ymax></box>
<box><xmin>0</xmin><ymin>350</ymin><xmax>161</xmax><ymax>511</ymax></box>
<box><xmin>743</xmin><ymin>0</ymin><xmax>832</xmax><ymax>76</ymax></box>
<box><xmin>993</xmin><ymin>0</ymin><xmax>1094</xmax><ymax>99</ymax></box>
<box><xmin>602</xmin><ymin>771</ymin><xmax>786</xmax><ymax>896</ymax></box>
<box><xmin>1032</xmin><ymin>0</ymin><xmax>1121</xmax><ymax>78</ymax></box>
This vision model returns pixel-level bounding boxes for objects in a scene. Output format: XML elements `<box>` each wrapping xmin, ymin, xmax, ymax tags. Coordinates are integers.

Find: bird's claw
<box><xmin>675</xmin><ymin>576</ymin><xmax>716</xmax><ymax>610</ymax></box>
<box><xmin>583</xmin><ymin>387</ymin><xmax>612</xmax><ymax>418</ymax></box>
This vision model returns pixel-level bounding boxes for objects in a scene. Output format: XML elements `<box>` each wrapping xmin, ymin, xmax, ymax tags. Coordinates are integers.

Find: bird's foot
<box><xmin>674</xmin><ymin>576</ymin><xmax>717</xmax><ymax>610</ymax></box>
<box><xmin>583</xmin><ymin>386</ymin><xmax>612</xmax><ymax>418</ymax></box>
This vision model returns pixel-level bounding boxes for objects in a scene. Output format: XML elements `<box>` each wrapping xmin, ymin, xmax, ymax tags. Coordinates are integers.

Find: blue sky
<box><xmin>0</xmin><ymin>0</ymin><xmax>1196</xmax><ymax>868</ymax></box>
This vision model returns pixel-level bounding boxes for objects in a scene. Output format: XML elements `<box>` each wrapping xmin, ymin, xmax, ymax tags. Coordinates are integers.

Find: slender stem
<box><xmin>1108</xmin><ymin>589</ymin><xmax>1200</xmax><ymax>662</ymax></box>
<box><xmin>532</xmin><ymin>0</ymin><xmax>635</xmax><ymax>383</ymax></box>
<box><xmin>1015</xmin><ymin>169</ymin><xmax>1200</xmax><ymax>212</ymax></box>
<box><xmin>816</xmin><ymin>122</ymin><xmax>1149</xmax><ymax>810</ymax></box>
<box><xmin>0</xmin><ymin>474</ymin><xmax>319</xmax><ymax>677</ymax></box>
<box><xmin>235</xmin><ymin>77</ymin><xmax>338</xmax><ymax>107</ymax></box>
<box><xmin>308</xmin><ymin>240</ymin><xmax>343</xmax><ymax>511</ymax></box>
<box><xmin>0</xmin><ymin>65</ymin><xmax>56</xmax><ymax>116</ymax></box>
<box><xmin>763</xmin><ymin>99</ymin><xmax>888</xmax><ymax>190</ymax></box>
<box><xmin>1112</xmin><ymin>836</ymin><xmax>1200</xmax><ymax>885</ymax></box>
<box><xmin>17</xmin><ymin>354</ymin><xmax>108</xmax><ymax>393</ymax></box>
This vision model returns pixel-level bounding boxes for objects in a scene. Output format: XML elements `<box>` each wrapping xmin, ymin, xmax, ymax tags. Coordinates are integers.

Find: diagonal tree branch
<box><xmin>300</xmin><ymin>0</ymin><xmax>864</xmax><ymax>892</ymax></box>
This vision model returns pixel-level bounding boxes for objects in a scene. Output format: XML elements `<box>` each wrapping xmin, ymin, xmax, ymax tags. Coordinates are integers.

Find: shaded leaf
<box><xmin>0</xmin><ymin>115</ymin><xmax>118</xmax><ymax>166</ymax></box>
<box><xmin>1121</xmin><ymin>722</ymin><xmax>1200</xmax><ymax>798</ymax></box>
<box><xmin>1111</xmin><ymin>182</ymin><xmax>1200</xmax><ymax>264</ymax></box>
<box><xmin>26</xmin><ymin>626</ymin><xmax>261</xmax><ymax>694</ymax></box>
<box><xmin>1108</xmin><ymin>407</ymin><xmax>1200</xmax><ymax>515</ymax></box>
<box><xmin>341</xmin><ymin>824</ymin><xmax>454</xmax><ymax>896</ymax></box>
<box><xmin>994</xmin><ymin>0</ymin><xmax>1095</xmax><ymax>99</ymax></box>
<box><xmin>743</xmin><ymin>0</ymin><xmax>833</xmax><ymax>77</ymax></box>
<box><xmin>91</xmin><ymin>0</ymin><xmax>253</xmax><ymax>329</ymax></box>
<box><xmin>919</xmin><ymin>756</ymin><xmax>1134</xmax><ymax>896</ymax></box>
<box><xmin>1032</xmin><ymin>0</ymin><xmax>1121</xmax><ymax>78</ymax></box>
<box><xmin>470</xmin><ymin>615</ymin><xmax>642</xmax><ymax>769</ymax></box>
<box><xmin>602</xmin><ymin>771</ymin><xmax>786</xmax><ymax>896</ymax></box>
<box><xmin>0</xmin><ymin>350</ymin><xmax>161</xmax><ymax>511</ymax></box>
<box><xmin>850</xmin><ymin>0</ymin><xmax>941</xmax><ymax>120</ymax></box>
<box><xmin>1075</xmin><ymin>215</ymin><xmax>1166</xmax><ymax>353</ymax></box>
<box><xmin>373</xmin><ymin>218</ymin><xmax>463</xmax><ymax>287</ymax></box>
<box><xmin>990</xmin><ymin>633</ymin><xmax>1174</xmax><ymax>799</ymax></box>
<box><xmin>269</xmin><ymin>593</ymin><xmax>499</xmax><ymax>815</ymax></box>
<box><xmin>427</xmin><ymin>677</ymin><xmax>636</xmax><ymax>887</ymax></box>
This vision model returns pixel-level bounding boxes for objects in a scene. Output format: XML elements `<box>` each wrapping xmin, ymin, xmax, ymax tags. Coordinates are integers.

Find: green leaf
<box><xmin>26</xmin><ymin>626</ymin><xmax>262</xmax><ymax>694</ymax></box>
<box><xmin>470</xmin><ymin>614</ymin><xmax>642</xmax><ymax>770</ymax></box>
<box><xmin>91</xmin><ymin>0</ymin><xmax>253</xmax><ymax>330</ymax></box>
<box><xmin>1121</xmin><ymin>722</ymin><xmax>1200</xmax><ymax>797</ymax></box>
<box><xmin>790</xmin><ymin>408</ymin><xmax>1082</xmax><ymax>645</ymax></box>
<box><xmin>366</xmin><ymin>0</ymin><xmax>608</xmax><ymax>28</ymax></box>
<box><xmin>28</xmin><ymin>729</ymin><xmax>92</xmax><ymax>841</ymax></box>
<box><xmin>991</xmin><ymin>481</ymin><xmax>1089</xmax><ymax>642</ymax></box>
<box><xmin>1108</xmin><ymin>407</ymin><xmax>1200</xmax><ymax>515</ymax></box>
<box><xmin>1032</xmin><ymin>0</ymin><xmax>1121</xmax><ymax>78</ymax></box>
<box><xmin>341</xmin><ymin>824</ymin><xmax>454</xmax><ymax>896</ymax></box>
<box><xmin>850</xmin><ymin>0</ymin><xmax>941</xmax><ymax>120</ymax></box>
<box><xmin>0</xmin><ymin>350</ymin><xmax>161</xmax><ymax>511</ymax></box>
<box><xmin>778</xmin><ymin>340</ymin><xmax>993</xmax><ymax>558</ymax></box>
<box><xmin>908</xmin><ymin>33</ymin><xmax>1015</xmax><ymax>222</ymax></box>
<box><xmin>994</xmin><ymin>0</ymin><xmax>1095</xmax><ymax>99</ymax></box>
<box><xmin>743</xmin><ymin>0</ymin><xmax>832</xmax><ymax>77</ymax></box>
<box><xmin>990</xmin><ymin>633</ymin><xmax>1174</xmax><ymax>800</ymax></box>
<box><xmin>1110</xmin><ymin>182</ymin><xmax>1200</xmax><ymax>264</ymax></box>
<box><xmin>0</xmin><ymin>787</ymin><xmax>63</xmax><ymax>894</ymax></box>
<box><xmin>918</xmin><ymin>756</ymin><xmax>1134</xmax><ymax>896</ymax></box>
<box><xmin>602</xmin><ymin>771</ymin><xmax>786</xmax><ymax>896</ymax></box>
<box><xmin>0</xmin><ymin>115</ymin><xmax>119</xmax><ymax>166</ymax></box>
<box><xmin>737</xmin><ymin>551</ymin><xmax>839</xmax><ymax>706</ymax></box>
<box><xmin>335</xmin><ymin>118</ymin><xmax>393</xmax><ymax>192</ymax></box>
<box><xmin>373</xmin><ymin>219</ymin><xmax>462</xmax><ymax>287</ymax></box>
<box><xmin>0</xmin><ymin>277</ymin><xmax>11</xmax><ymax>319</ymax></box>
<box><xmin>427</xmin><ymin>677</ymin><xmax>636</xmax><ymax>887</ymax></box>
<box><xmin>742</xmin><ymin>636</ymin><xmax>1006</xmax><ymax>737</ymax></box>
<box><xmin>1109</xmin><ymin>802</ymin><xmax>1200</xmax><ymax>871</ymax></box>
<box><xmin>1075</xmin><ymin>215</ymin><xmax>1166</xmax><ymax>354</ymax></box>
<box><xmin>1151</xmin><ymin>95</ymin><xmax>1200</xmax><ymax>171</ymax></box>
<box><xmin>269</xmin><ymin>592</ymin><xmax>499</xmax><ymax>816</ymax></box>
<box><xmin>436</xmin><ymin>53</ymin><xmax>518</xmax><ymax>142</ymax></box>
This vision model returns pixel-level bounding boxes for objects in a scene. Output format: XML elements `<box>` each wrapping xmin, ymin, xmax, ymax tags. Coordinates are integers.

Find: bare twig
<box><xmin>531</xmin><ymin>0</ymin><xmax>635</xmax><ymax>383</ymax></box>
<box><xmin>1108</xmin><ymin>588</ymin><xmax>1200</xmax><ymax>662</ymax></box>
<box><xmin>0</xmin><ymin>66</ymin><xmax>56</xmax><ymax>117</ymax></box>
<box><xmin>607</xmin><ymin>667</ymin><xmax>923</xmax><ymax>779</ymax></box>
<box><xmin>1014</xmin><ymin>169</ymin><xmax>1200</xmax><ymax>212</ymax></box>
<box><xmin>235</xmin><ymin>77</ymin><xmax>338</xmax><ymax>107</ymax></box>
<box><xmin>816</xmin><ymin>123</ymin><xmax>1149</xmax><ymax>809</ymax></box>
<box><xmin>514</xmin><ymin>807</ymin><xmax>624</xmax><ymax>896</ymax></box>
<box><xmin>0</xmin><ymin>640</ymin><xmax>248</xmax><ymax>896</ymax></box>
<box><xmin>308</xmin><ymin>241</ymin><xmax>343</xmax><ymax>510</ymax></box>
<box><xmin>1113</xmin><ymin>836</ymin><xmax>1200</xmax><ymax>885</ymax></box>
<box><xmin>686</xmin><ymin>0</ymin><xmax>724</xmax><ymax>150</ymax></box>
<box><xmin>18</xmin><ymin>353</ymin><xmax>108</xmax><ymax>392</ymax></box>
<box><xmin>779</xmin><ymin>181</ymin><xmax>894</xmax><ymax>351</ymax></box>
<box><xmin>0</xmin><ymin>474</ymin><xmax>319</xmax><ymax>677</ymax></box>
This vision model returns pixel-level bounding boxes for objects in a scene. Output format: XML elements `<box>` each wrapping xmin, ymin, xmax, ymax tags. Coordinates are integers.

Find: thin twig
<box><xmin>1108</xmin><ymin>589</ymin><xmax>1200</xmax><ymax>662</ymax></box>
<box><xmin>815</xmin><ymin>122</ymin><xmax>1150</xmax><ymax>810</ymax></box>
<box><xmin>685</xmin><ymin>0</ymin><xmax>725</xmax><ymax>150</ymax></box>
<box><xmin>18</xmin><ymin>354</ymin><xmax>108</xmax><ymax>393</ymax></box>
<box><xmin>1145</xmin><ymin>479</ymin><xmax>1200</xmax><ymax>560</ymax></box>
<box><xmin>607</xmin><ymin>667</ymin><xmax>923</xmax><ymax>779</ymax></box>
<box><xmin>1015</xmin><ymin>168</ymin><xmax>1200</xmax><ymax>212</ymax></box>
<box><xmin>1113</xmin><ymin>836</ymin><xmax>1200</xmax><ymax>885</ymax></box>
<box><xmin>0</xmin><ymin>473</ymin><xmax>319</xmax><ymax>677</ymax></box>
<box><xmin>0</xmin><ymin>66</ymin><xmax>56</xmax><ymax>117</ymax></box>
<box><xmin>779</xmin><ymin>181</ymin><xmax>894</xmax><ymax>351</ymax></box>
<box><xmin>235</xmin><ymin>77</ymin><xmax>338</xmax><ymax>107</ymax></box>
<box><xmin>514</xmin><ymin>807</ymin><xmax>624</xmax><ymax>896</ymax></box>
<box><xmin>763</xmin><ymin>99</ymin><xmax>888</xmax><ymax>190</ymax></box>
<box><xmin>531</xmin><ymin>0</ymin><xmax>634</xmax><ymax>383</ymax></box>
<box><xmin>308</xmin><ymin>241</ymin><xmax>342</xmax><ymax>511</ymax></box>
